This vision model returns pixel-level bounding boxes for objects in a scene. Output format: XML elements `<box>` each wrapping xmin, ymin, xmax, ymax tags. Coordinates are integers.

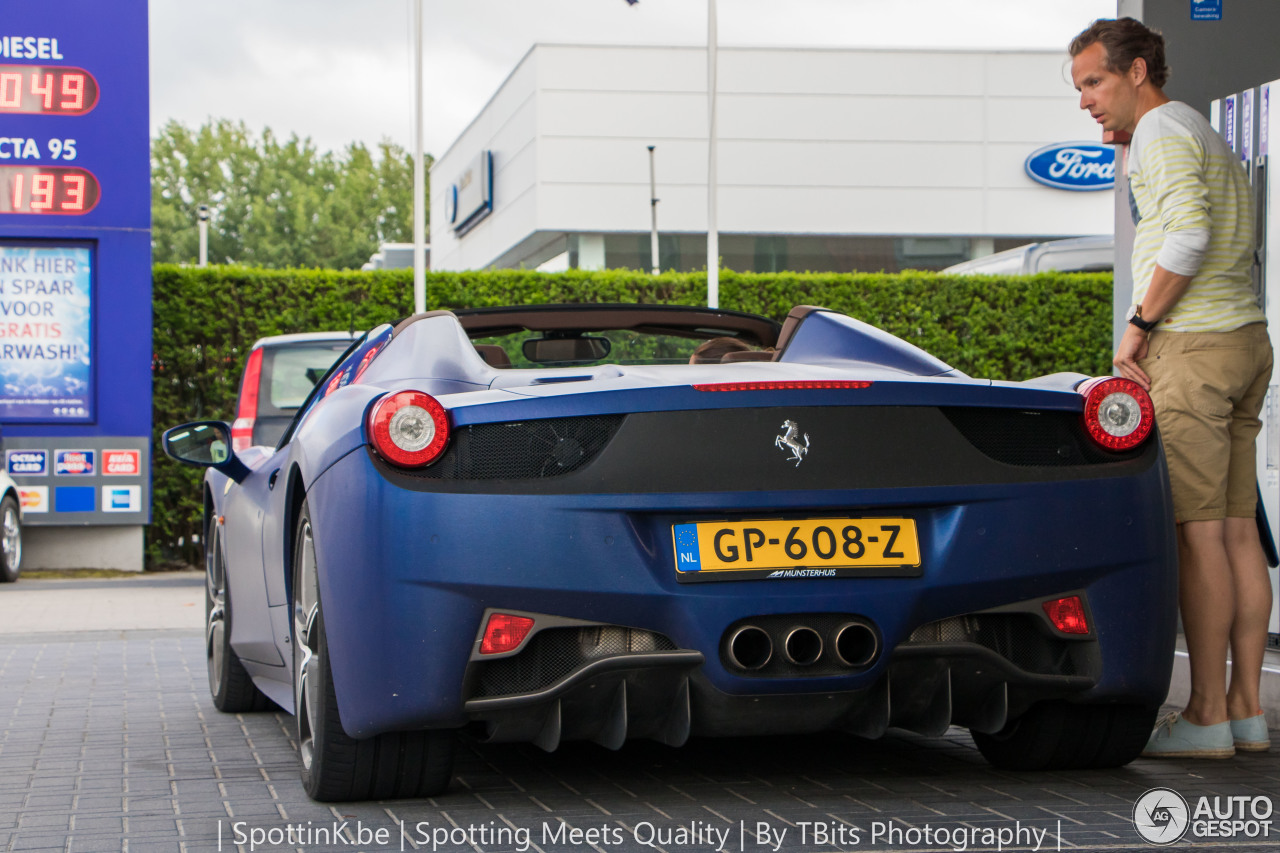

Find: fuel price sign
<box><xmin>0</xmin><ymin>0</ymin><xmax>151</xmax><ymax>528</ymax></box>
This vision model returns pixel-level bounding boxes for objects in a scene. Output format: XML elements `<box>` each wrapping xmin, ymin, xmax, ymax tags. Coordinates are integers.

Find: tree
<box><xmin>151</xmin><ymin>119</ymin><xmax>426</xmax><ymax>269</ymax></box>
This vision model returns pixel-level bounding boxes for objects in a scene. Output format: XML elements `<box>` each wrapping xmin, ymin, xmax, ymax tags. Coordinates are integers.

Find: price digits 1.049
<box><xmin>0</xmin><ymin>65</ymin><xmax>98</xmax><ymax>115</ymax></box>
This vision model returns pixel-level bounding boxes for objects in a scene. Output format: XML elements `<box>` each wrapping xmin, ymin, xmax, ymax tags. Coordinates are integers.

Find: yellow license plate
<box><xmin>673</xmin><ymin>517</ymin><xmax>920</xmax><ymax>581</ymax></box>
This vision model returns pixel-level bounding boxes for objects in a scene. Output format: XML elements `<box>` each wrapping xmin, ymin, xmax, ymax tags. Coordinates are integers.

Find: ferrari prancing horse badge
<box><xmin>774</xmin><ymin>419</ymin><xmax>809</xmax><ymax>467</ymax></box>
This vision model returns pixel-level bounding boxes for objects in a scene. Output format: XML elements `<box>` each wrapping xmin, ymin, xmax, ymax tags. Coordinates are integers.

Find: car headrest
<box><xmin>474</xmin><ymin>344</ymin><xmax>512</xmax><ymax>368</ymax></box>
<box><xmin>719</xmin><ymin>350</ymin><xmax>775</xmax><ymax>363</ymax></box>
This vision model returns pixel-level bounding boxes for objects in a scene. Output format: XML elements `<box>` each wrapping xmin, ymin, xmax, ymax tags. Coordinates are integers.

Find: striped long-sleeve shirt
<box><xmin>1128</xmin><ymin>101</ymin><xmax>1264</xmax><ymax>332</ymax></box>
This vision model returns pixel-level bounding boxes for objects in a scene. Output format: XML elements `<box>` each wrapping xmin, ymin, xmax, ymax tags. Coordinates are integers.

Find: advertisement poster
<box><xmin>0</xmin><ymin>243</ymin><xmax>92</xmax><ymax>421</ymax></box>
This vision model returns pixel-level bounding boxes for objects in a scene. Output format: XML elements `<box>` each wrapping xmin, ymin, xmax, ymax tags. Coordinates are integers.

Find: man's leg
<box><xmin>1224</xmin><ymin>515</ymin><xmax>1272</xmax><ymax>720</ymax></box>
<box><xmin>1178</xmin><ymin>519</ymin><xmax>1232</xmax><ymax>726</ymax></box>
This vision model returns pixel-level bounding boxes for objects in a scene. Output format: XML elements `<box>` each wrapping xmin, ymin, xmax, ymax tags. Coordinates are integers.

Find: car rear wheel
<box><xmin>0</xmin><ymin>495</ymin><xmax>20</xmax><ymax>582</ymax></box>
<box><xmin>206</xmin><ymin>520</ymin><xmax>273</xmax><ymax>712</ymax></box>
<box><xmin>972</xmin><ymin>700</ymin><xmax>1158</xmax><ymax>770</ymax></box>
<box><xmin>292</xmin><ymin>501</ymin><xmax>455</xmax><ymax>801</ymax></box>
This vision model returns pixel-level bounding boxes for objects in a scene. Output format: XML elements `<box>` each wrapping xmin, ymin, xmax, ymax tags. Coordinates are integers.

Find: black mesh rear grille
<box><xmin>473</xmin><ymin>626</ymin><xmax>677</xmax><ymax>698</ymax></box>
<box><xmin>942</xmin><ymin>407</ymin><xmax>1143</xmax><ymax>467</ymax></box>
<box><xmin>905</xmin><ymin>614</ymin><xmax>1080</xmax><ymax>676</ymax></box>
<box><xmin>404</xmin><ymin>415</ymin><xmax>624</xmax><ymax>480</ymax></box>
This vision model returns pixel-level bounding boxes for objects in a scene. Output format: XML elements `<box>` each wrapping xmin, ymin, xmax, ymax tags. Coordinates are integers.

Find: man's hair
<box><xmin>1069</xmin><ymin>17</ymin><xmax>1169</xmax><ymax>88</ymax></box>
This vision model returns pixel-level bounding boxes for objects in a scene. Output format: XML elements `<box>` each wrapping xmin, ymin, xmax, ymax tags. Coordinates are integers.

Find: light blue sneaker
<box><xmin>1230</xmin><ymin>714</ymin><xmax>1271</xmax><ymax>752</ymax></box>
<box><xmin>1142</xmin><ymin>712</ymin><xmax>1235</xmax><ymax>759</ymax></box>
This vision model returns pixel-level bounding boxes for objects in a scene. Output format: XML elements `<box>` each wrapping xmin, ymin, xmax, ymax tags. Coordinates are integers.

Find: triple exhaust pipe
<box><xmin>726</xmin><ymin>620</ymin><xmax>879</xmax><ymax>671</ymax></box>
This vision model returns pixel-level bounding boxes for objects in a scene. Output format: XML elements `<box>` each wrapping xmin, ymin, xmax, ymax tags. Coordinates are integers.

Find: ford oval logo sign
<box><xmin>1024</xmin><ymin>142</ymin><xmax>1116</xmax><ymax>191</ymax></box>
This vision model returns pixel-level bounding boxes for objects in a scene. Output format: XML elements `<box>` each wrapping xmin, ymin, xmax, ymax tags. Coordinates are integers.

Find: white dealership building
<box><xmin>430</xmin><ymin>44</ymin><xmax>1113</xmax><ymax>273</ymax></box>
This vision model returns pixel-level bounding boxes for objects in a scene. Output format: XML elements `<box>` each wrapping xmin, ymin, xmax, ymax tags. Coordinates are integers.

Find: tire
<box><xmin>973</xmin><ymin>701</ymin><xmax>1159</xmax><ymax>770</ymax></box>
<box><xmin>292</xmin><ymin>501</ymin><xmax>455</xmax><ymax>801</ymax></box>
<box><xmin>0</xmin><ymin>495</ymin><xmax>21</xmax><ymax>582</ymax></box>
<box><xmin>205</xmin><ymin>520</ymin><xmax>272</xmax><ymax>712</ymax></box>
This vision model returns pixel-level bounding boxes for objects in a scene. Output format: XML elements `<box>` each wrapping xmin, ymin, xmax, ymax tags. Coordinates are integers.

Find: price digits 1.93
<box><xmin>1</xmin><ymin>166</ymin><xmax>100</xmax><ymax>214</ymax></box>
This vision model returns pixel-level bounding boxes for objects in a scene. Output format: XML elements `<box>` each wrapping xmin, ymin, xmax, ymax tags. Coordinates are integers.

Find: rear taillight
<box><xmin>367</xmin><ymin>390</ymin><xmax>450</xmax><ymax>467</ymax></box>
<box><xmin>232</xmin><ymin>347</ymin><xmax>264</xmax><ymax>451</ymax></box>
<box><xmin>479</xmin><ymin>613</ymin><xmax>535</xmax><ymax>654</ymax></box>
<box><xmin>1078</xmin><ymin>376</ymin><xmax>1154</xmax><ymax>451</ymax></box>
<box><xmin>1042</xmin><ymin>595</ymin><xmax>1090</xmax><ymax>634</ymax></box>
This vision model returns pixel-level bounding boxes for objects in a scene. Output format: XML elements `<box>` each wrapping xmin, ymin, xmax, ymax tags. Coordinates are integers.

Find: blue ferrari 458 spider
<box><xmin>164</xmin><ymin>303</ymin><xmax>1177</xmax><ymax>802</ymax></box>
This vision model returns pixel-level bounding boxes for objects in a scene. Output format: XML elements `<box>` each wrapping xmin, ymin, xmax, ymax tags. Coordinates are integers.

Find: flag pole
<box><xmin>706</xmin><ymin>0</ymin><xmax>719</xmax><ymax>309</ymax></box>
<box><xmin>412</xmin><ymin>0</ymin><xmax>426</xmax><ymax>315</ymax></box>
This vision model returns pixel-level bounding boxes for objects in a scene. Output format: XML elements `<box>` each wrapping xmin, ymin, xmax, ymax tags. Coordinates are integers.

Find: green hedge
<box><xmin>150</xmin><ymin>265</ymin><xmax>1114</xmax><ymax>567</ymax></box>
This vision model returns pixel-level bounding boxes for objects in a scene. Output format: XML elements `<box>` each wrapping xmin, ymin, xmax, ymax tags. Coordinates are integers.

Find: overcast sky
<box><xmin>148</xmin><ymin>0</ymin><xmax>1116</xmax><ymax>158</ymax></box>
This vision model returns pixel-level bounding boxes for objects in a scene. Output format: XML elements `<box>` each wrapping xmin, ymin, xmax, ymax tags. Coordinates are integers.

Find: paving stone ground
<box><xmin>1</xmin><ymin>576</ymin><xmax>1279</xmax><ymax>853</ymax></box>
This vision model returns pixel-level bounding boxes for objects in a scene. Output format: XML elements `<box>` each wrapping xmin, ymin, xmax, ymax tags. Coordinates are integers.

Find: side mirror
<box><xmin>162</xmin><ymin>421</ymin><xmax>250</xmax><ymax>482</ymax></box>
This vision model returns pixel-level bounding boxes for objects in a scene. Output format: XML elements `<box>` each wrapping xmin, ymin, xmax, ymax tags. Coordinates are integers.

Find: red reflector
<box><xmin>479</xmin><ymin>613</ymin><xmax>535</xmax><ymax>655</ymax></box>
<box><xmin>1042</xmin><ymin>596</ymin><xmax>1090</xmax><ymax>635</ymax></box>
<box><xmin>692</xmin><ymin>380</ymin><xmax>873</xmax><ymax>392</ymax></box>
<box><xmin>232</xmin><ymin>347</ymin><xmax>264</xmax><ymax>451</ymax></box>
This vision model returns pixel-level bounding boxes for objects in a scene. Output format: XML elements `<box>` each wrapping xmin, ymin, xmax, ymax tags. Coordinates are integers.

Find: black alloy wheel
<box><xmin>205</xmin><ymin>519</ymin><xmax>271</xmax><ymax>712</ymax></box>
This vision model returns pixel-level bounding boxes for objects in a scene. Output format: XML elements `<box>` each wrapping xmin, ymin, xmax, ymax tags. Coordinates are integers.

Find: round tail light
<box><xmin>367</xmin><ymin>391</ymin><xmax>450</xmax><ymax>467</ymax></box>
<box><xmin>1078</xmin><ymin>376</ymin><xmax>1154</xmax><ymax>451</ymax></box>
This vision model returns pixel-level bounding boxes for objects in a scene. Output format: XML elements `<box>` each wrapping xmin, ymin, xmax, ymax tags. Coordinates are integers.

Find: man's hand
<box><xmin>1117</xmin><ymin>265</ymin><xmax>1192</xmax><ymax>391</ymax></box>
<box><xmin>1113</xmin><ymin>324</ymin><xmax>1152</xmax><ymax>389</ymax></box>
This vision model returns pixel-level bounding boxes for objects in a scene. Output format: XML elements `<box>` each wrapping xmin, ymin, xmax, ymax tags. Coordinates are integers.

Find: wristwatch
<box><xmin>1126</xmin><ymin>304</ymin><xmax>1158</xmax><ymax>333</ymax></box>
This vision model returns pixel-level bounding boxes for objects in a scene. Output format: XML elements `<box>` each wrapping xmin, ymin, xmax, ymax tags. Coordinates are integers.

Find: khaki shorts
<box><xmin>1139</xmin><ymin>322</ymin><xmax>1273</xmax><ymax>523</ymax></box>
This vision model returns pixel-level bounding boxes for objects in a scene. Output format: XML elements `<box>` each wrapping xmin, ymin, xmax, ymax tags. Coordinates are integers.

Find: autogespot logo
<box><xmin>1134</xmin><ymin>787</ymin><xmax>1190</xmax><ymax>845</ymax></box>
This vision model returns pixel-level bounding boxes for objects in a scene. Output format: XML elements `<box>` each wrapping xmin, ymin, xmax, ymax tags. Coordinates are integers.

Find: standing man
<box><xmin>1070</xmin><ymin>18</ymin><xmax>1272</xmax><ymax>757</ymax></box>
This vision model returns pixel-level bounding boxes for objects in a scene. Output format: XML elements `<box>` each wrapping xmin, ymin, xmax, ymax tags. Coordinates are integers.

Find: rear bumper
<box><xmin>307</xmin><ymin>442</ymin><xmax>1177</xmax><ymax>740</ymax></box>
